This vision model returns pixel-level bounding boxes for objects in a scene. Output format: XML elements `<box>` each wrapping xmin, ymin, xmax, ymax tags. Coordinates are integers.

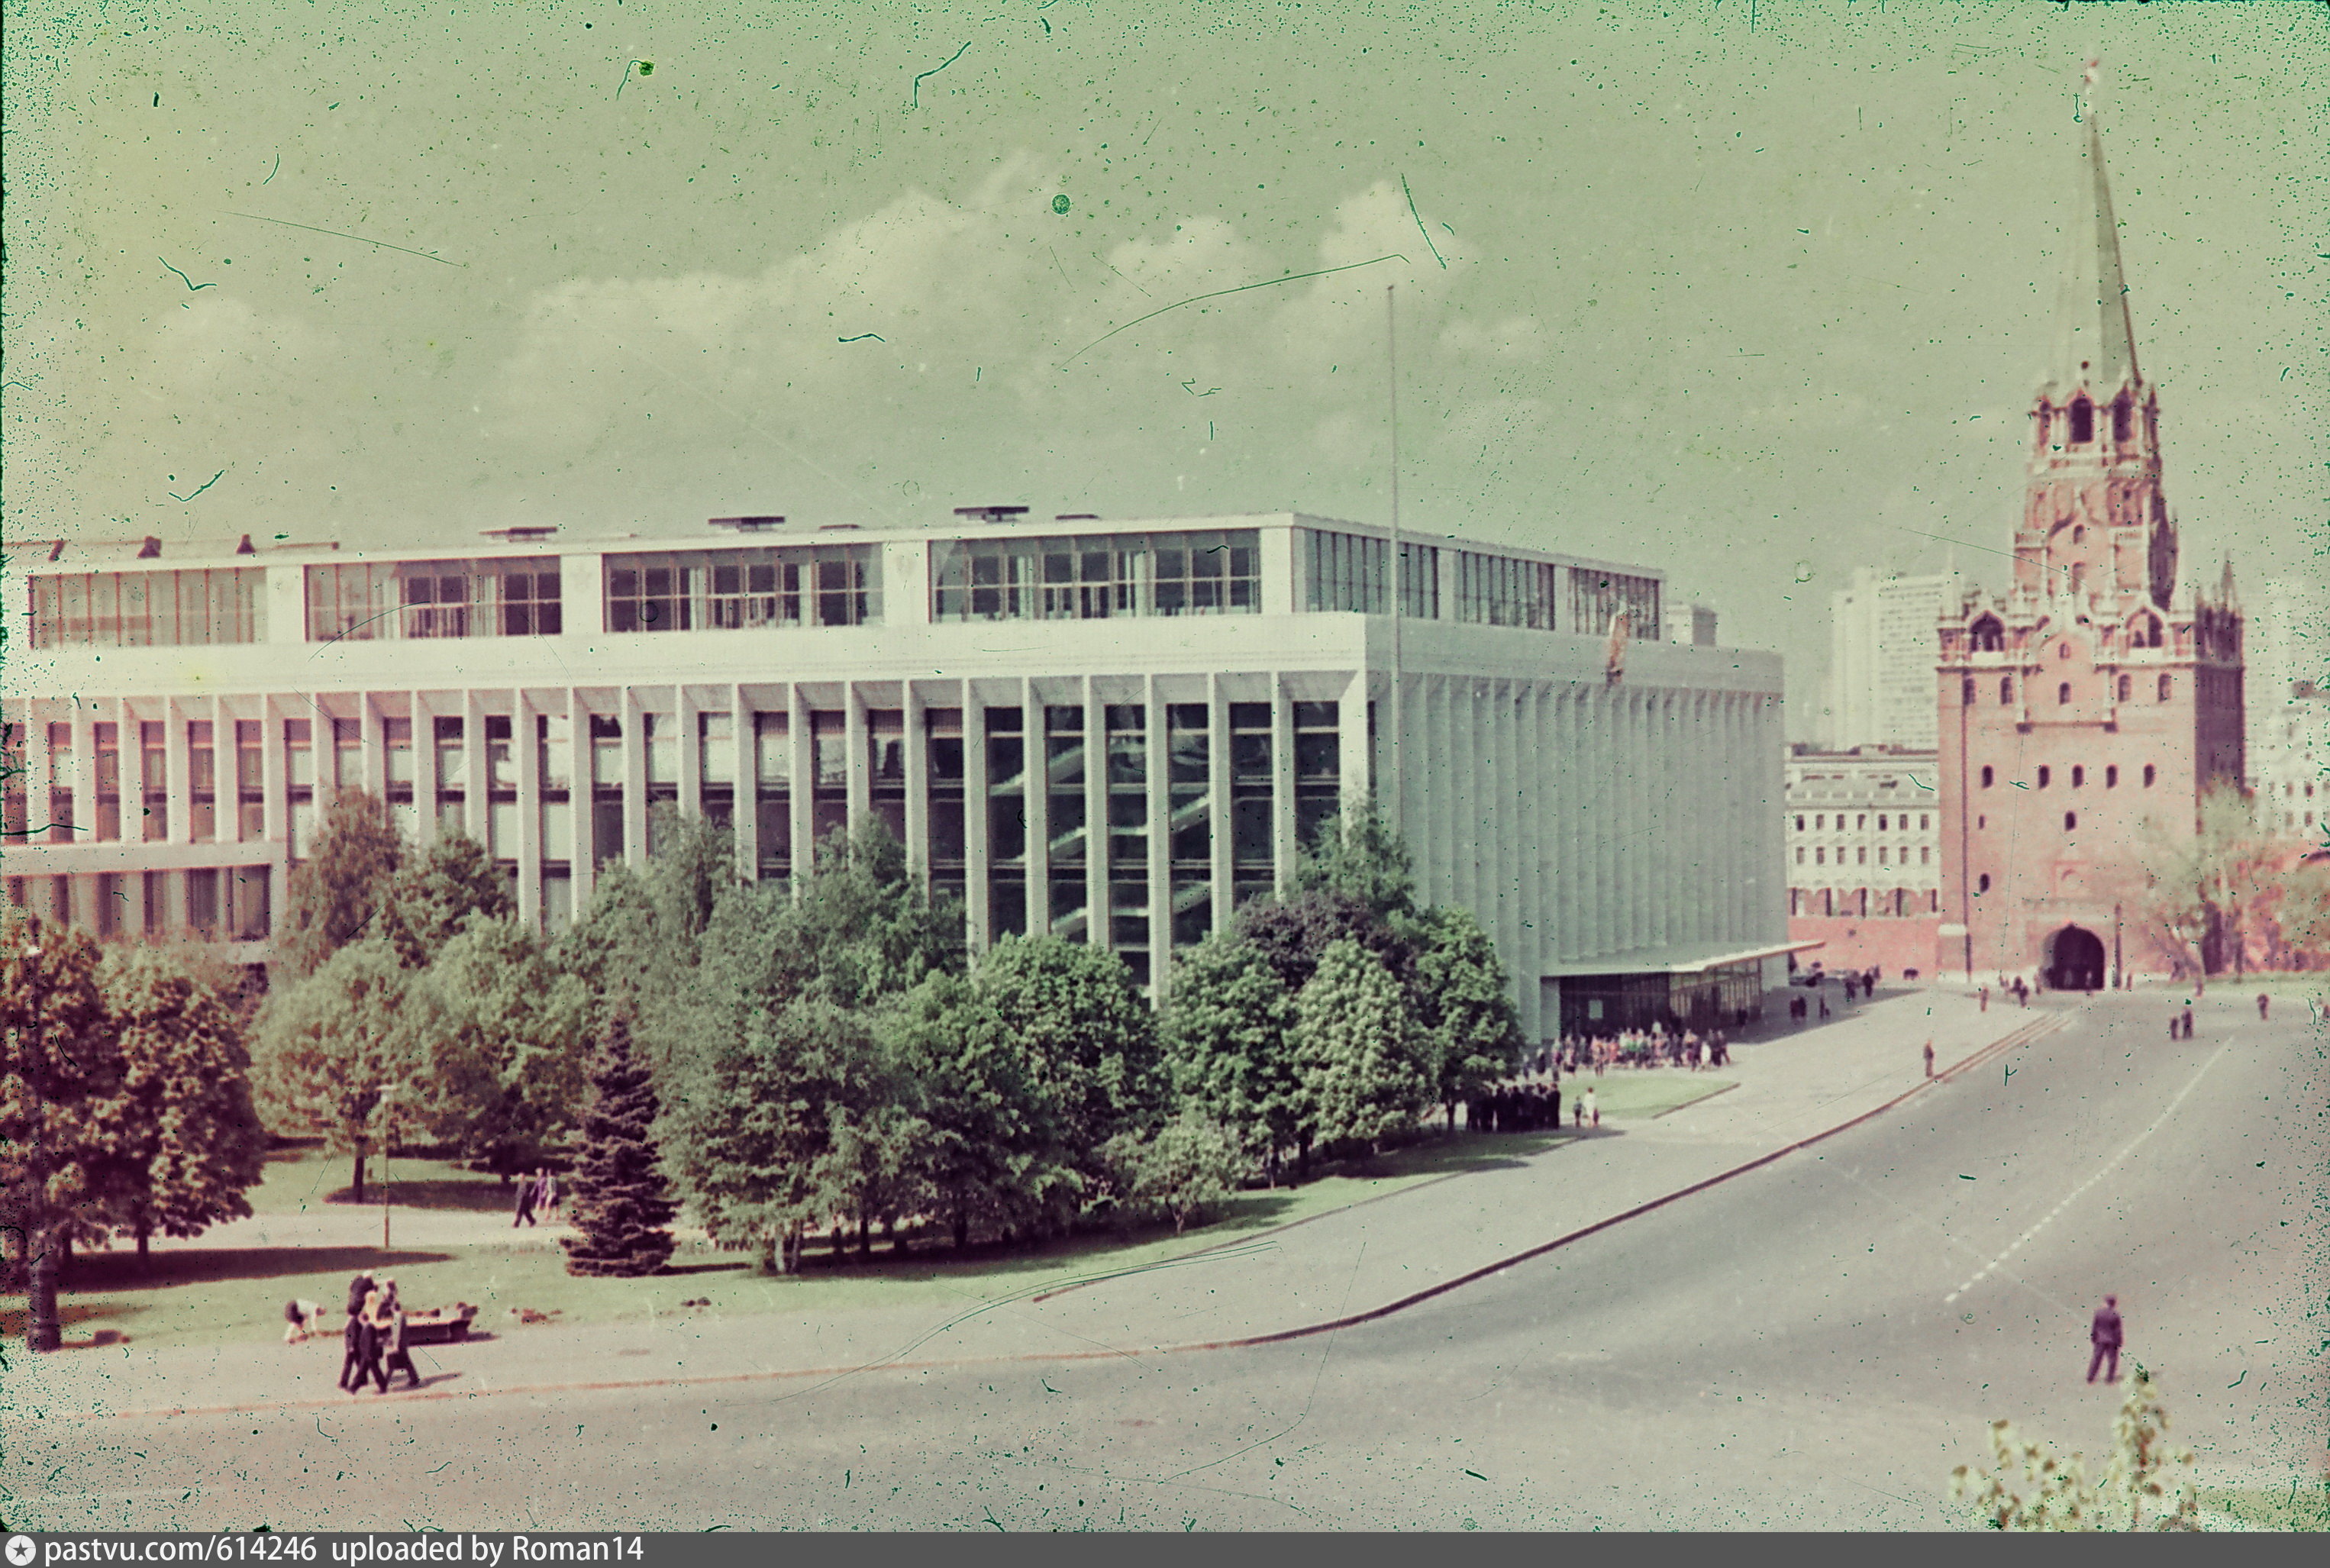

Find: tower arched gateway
<box><xmin>2045</xmin><ymin>924</ymin><xmax>2107</xmax><ymax>992</ymax></box>
<box><xmin>1934</xmin><ymin>108</ymin><xmax>2245</xmax><ymax>986</ymax></box>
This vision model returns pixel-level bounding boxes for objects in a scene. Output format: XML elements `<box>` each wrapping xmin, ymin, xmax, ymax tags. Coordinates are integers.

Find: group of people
<box><xmin>1552</xmin><ymin>1027</ymin><xmax>1729</xmax><ymax>1074</ymax></box>
<box><xmin>512</xmin><ymin>1167</ymin><xmax>560</xmax><ymax>1228</ymax></box>
<box><xmin>334</xmin><ymin>1271</ymin><xmax>421</xmax><ymax>1395</ymax></box>
<box><xmin>1469</xmin><ymin>1076</ymin><xmax>1599</xmax><ymax>1133</ymax></box>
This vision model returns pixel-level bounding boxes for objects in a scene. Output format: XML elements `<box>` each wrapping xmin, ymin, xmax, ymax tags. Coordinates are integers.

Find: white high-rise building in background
<box><xmin>1825</xmin><ymin>568</ymin><xmax>1960</xmax><ymax>750</ymax></box>
<box><xmin>2245</xmin><ymin>574</ymin><xmax>2330</xmax><ymax>840</ymax></box>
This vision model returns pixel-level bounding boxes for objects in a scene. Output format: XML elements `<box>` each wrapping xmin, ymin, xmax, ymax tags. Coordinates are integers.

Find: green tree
<box><xmin>2136</xmin><ymin>784</ymin><xmax>2274</xmax><ymax>987</ymax></box>
<box><xmin>377</xmin><ymin>829</ymin><xmax>513</xmax><ymax>970</ymax></box>
<box><xmin>1405</xmin><ymin>905</ymin><xmax>1526</xmax><ymax>1129</ymax></box>
<box><xmin>1949</xmin><ymin>1369</ymin><xmax>2199</xmax><ymax>1531</ymax></box>
<box><xmin>2</xmin><ymin>912</ymin><xmax>124</xmax><ymax>1347</ymax></box>
<box><xmin>1103</xmin><ymin>1105</ymin><xmax>1252</xmax><ymax>1235</ymax></box>
<box><xmin>657</xmin><ymin>995</ymin><xmax>877</xmax><ymax>1274</ymax></box>
<box><xmin>276</xmin><ymin>789</ymin><xmax>406</xmax><ymax>979</ymax></box>
<box><xmin>1295</xmin><ymin>937</ymin><xmax>1436</xmax><ymax>1154</ymax></box>
<box><xmin>560</xmin><ymin>1013</ymin><xmax>679</xmax><ymax>1278</ymax></box>
<box><xmin>1160</xmin><ymin>932</ymin><xmax>1304</xmax><ymax>1182</ymax></box>
<box><xmin>976</xmin><ymin>936</ymin><xmax>1164</xmax><ymax>1213</ymax></box>
<box><xmin>251</xmin><ymin>939</ymin><xmax>441</xmax><ymax>1202</ymax></box>
<box><xmin>425</xmin><ymin>916</ymin><xmax>595</xmax><ymax>1176</ymax></box>
<box><xmin>2274</xmin><ymin>855</ymin><xmax>2330</xmax><ymax>962</ymax></box>
<box><xmin>1294</xmin><ymin>802</ymin><xmax>1418</xmax><ymax>922</ymax></box>
<box><xmin>93</xmin><ymin>945</ymin><xmax>268</xmax><ymax>1259</ymax></box>
<box><xmin>879</xmin><ymin>972</ymin><xmax>1076</xmax><ymax>1250</ymax></box>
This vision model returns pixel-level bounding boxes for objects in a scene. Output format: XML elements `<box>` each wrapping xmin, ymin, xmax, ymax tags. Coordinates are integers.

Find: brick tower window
<box><xmin>1963</xmin><ymin>678</ymin><xmax>1977</xmax><ymax>705</ymax></box>
<box><xmin>2118</xmin><ymin>675</ymin><xmax>2132</xmax><ymax>702</ymax></box>
<box><xmin>2071</xmin><ymin>766</ymin><xmax>2085</xmax><ymax>787</ymax></box>
<box><xmin>2064</xmin><ymin>811</ymin><xmax>2077</xmax><ymax>832</ymax></box>
<box><xmin>2058</xmin><ymin>682</ymin><xmax>2072</xmax><ymax>705</ymax></box>
<box><xmin>1970</xmin><ymin>617</ymin><xmax>2005</xmax><ymax>652</ymax></box>
<box><xmin>2157</xmin><ymin>675</ymin><xmax>2172</xmax><ymax>702</ymax></box>
<box><xmin>2143</xmin><ymin>764</ymin><xmax>2156</xmax><ymax>787</ymax></box>
<box><xmin>1980</xmin><ymin>765</ymin><xmax>1994</xmax><ymax>789</ymax></box>
<box><xmin>2106</xmin><ymin>765</ymin><xmax>2119</xmax><ymax>787</ymax></box>
<box><xmin>2037</xmin><ymin>766</ymin><xmax>2051</xmax><ymax>789</ymax></box>
<box><xmin>2069</xmin><ymin>398</ymin><xmax>2094</xmax><ymax>444</ymax></box>
<box><xmin>2112</xmin><ymin>397</ymin><xmax>2134</xmax><ymax>442</ymax></box>
<box><xmin>1977</xmin><ymin>874</ymin><xmax>1991</xmax><ymax>894</ymax></box>
<box><xmin>1999</xmin><ymin>677</ymin><xmax>2014</xmax><ymax>705</ymax></box>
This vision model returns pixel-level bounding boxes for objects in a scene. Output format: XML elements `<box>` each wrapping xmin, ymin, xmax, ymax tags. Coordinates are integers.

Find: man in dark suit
<box><xmin>2087</xmin><ymin>1295</ymin><xmax>2124</xmax><ymax>1384</ymax></box>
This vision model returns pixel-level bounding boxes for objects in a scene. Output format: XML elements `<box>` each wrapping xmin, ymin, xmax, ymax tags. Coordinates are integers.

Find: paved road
<box><xmin>12</xmin><ymin>991</ymin><xmax>2321</xmax><ymax>1531</ymax></box>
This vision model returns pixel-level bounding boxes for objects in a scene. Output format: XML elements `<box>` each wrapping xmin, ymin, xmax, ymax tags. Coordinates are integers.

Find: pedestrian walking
<box><xmin>2086</xmin><ymin>1295</ymin><xmax>2124</xmax><ymax>1385</ymax></box>
<box><xmin>376</xmin><ymin>1282</ymin><xmax>420</xmax><ymax>1392</ymax></box>
<box><xmin>344</xmin><ymin>1270</ymin><xmax>375</xmax><ymax>1319</ymax></box>
<box><xmin>1979</xmin><ymin>986</ymin><xmax>1989</xmax><ymax>1013</ymax></box>
<box><xmin>1818</xmin><ymin>996</ymin><xmax>1830</xmax><ymax>1021</ymax></box>
<box><xmin>513</xmin><ymin>1167</ymin><xmax>541</xmax><ymax>1228</ymax></box>
<box><xmin>537</xmin><ymin>1168</ymin><xmax>560</xmax><ymax>1220</ymax></box>
<box><xmin>1922</xmin><ymin>1039</ymin><xmax>1935</xmax><ymax>1079</ymax></box>
<box><xmin>337</xmin><ymin>1299</ymin><xmax>368</xmax><ymax>1391</ymax></box>
<box><xmin>2257</xmin><ymin>993</ymin><xmax>2270</xmax><ymax>1022</ymax></box>
<box><xmin>1582</xmin><ymin>1086</ymin><xmax>1599</xmax><ymax>1130</ymax></box>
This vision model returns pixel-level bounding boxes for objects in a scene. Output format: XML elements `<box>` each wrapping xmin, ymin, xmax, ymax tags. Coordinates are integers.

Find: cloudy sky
<box><xmin>5</xmin><ymin>1</ymin><xmax>2322</xmax><ymax>735</ymax></box>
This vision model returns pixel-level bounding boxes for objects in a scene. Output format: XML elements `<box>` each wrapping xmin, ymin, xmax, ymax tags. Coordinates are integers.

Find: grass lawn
<box><xmin>11</xmin><ymin>1128</ymin><xmax>1576</xmax><ymax>1354</ymax></box>
<box><xmin>1575</xmin><ymin>1073</ymin><xmax>1736</xmax><ymax>1120</ymax></box>
<box><xmin>2199</xmin><ymin>1483</ymin><xmax>2330</xmax><ymax>1532</ymax></box>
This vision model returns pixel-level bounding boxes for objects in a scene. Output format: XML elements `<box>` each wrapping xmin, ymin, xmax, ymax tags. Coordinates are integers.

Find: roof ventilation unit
<box><xmin>709</xmin><ymin>516</ymin><xmax>786</xmax><ymax>533</ymax></box>
<box><xmin>953</xmin><ymin>505</ymin><xmax>1031</xmax><ymax>524</ymax></box>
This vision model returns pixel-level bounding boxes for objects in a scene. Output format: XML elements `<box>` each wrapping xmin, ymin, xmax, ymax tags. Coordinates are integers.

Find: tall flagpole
<box><xmin>1386</xmin><ymin>284</ymin><xmax>1402</xmax><ymax>834</ymax></box>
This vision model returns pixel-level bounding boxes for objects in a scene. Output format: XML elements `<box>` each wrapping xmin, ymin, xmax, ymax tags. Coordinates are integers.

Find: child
<box><xmin>282</xmin><ymin>1299</ymin><xmax>326</xmax><ymax>1344</ymax></box>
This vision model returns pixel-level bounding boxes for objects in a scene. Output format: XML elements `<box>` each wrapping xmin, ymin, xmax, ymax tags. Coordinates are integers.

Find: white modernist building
<box><xmin>2244</xmin><ymin>575</ymin><xmax>2330</xmax><ymax>839</ymax></box>
<box><xmin>1824</xmin><ymin>567</ymin><xmax>1963</xmax><ymax>751</ymax></box>
<box><xmin>3</xmin><ymin>508</ymin><xmax>1790</xmax><ymax>1038</ymax></box>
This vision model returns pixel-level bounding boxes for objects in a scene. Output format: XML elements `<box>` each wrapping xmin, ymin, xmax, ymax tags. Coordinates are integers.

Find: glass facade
<box><xmin>1168</xmin><ymin>702</ymin><xmax>1212</xmax><ymax>949</ymax></box>
<box><xmin>986</xmin><ymin>707</ymin><xmax>1028</xmax><ymax>938</ymax></box>
<box><xmin>603</xmin><ymin>545</ymin><xmax>879</xmax><ymax>632</ymax></box>
<box><xmin>1302</xmin><ymin>529</ymin><xmax>1438</xmax><ymax>618</ymax></box>
<box><xmin>931</xmin><ymin>531</ymin><xmax>1260</xmax><ymax>621</ymax></box>
<box><xmin>1567</xmin><ymin>566</ymin><xmax>1662</xmax><ymax>640</ymax></box>
<box><xmin>1045</xmin><ymin>705</ymin><xmax>1089</xmax><ymax>941</ymax></box>
<box><xmin>1454</xmin><ymin>551</ymin><xmax>1558</xmax><ymax>630</ymax></box>
<box><xmin>306</xmin><ymin>559</ymin><xmax>562</xmax><ymax>641</ymax></box>
<box><xmin>754</xmin><ymin>711</ymin><xmax>791</xmax><ymax>883</ymax></box>
<box><xmin>29</xmin><ymin>569</ymin><xmax>263</xmax><ymax>649</ymax></box>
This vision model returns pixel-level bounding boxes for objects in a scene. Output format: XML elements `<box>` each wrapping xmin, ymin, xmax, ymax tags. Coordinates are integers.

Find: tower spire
<box><xmin>2043</xmin><ymin>66</ymin><xmax>2141</xmax><ymax>398</ymax></box>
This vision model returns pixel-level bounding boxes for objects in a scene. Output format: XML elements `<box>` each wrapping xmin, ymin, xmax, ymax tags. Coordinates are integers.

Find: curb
<box><xmin>57</xmin><ymin>1011</ymin><xmax>2072</xmax><ymax>1424</ymax></box>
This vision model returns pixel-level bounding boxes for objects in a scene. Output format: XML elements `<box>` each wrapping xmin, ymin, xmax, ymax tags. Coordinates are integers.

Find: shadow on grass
<box><xmin>320</xmin><ymin>1179</ymin><xmax>517</xmax><ymax>1214</ymax></box>
<box><xmin>0</xmin><ymin>1300</ymin><xmax>147</xmax><ymax>1339</ymax></box>
<box><xmin>57</xmin><ymin>1246</ymin><xmax>454</xmax><ymax>1293</ymax></box>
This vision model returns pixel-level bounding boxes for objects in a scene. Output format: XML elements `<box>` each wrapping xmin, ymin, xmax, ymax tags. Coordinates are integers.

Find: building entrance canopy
<box><xmin>1541</xmin><ymin>939</ymin><xmax>1823</xmax><ymax>1039</ymax></box>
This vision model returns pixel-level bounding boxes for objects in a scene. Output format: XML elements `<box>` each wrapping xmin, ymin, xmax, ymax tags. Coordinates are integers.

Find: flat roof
<box><xmin>15</xmin><ymin>509</ymin><xmax>1665</xmax><ymax>583</ymax></box>
<box><xmin>1541</xmin><ymin>939</ymin><xmax>1825</xmax><ymax>978</ymax></box>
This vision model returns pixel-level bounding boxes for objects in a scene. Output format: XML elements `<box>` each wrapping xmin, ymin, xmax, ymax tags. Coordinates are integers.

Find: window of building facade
<box><xmin>1919</xmin><ymin>814</ymin><xmax>1929</xmax><ymax>830</ymax></box>
<box><xmin>1566</xmin><ymin>566</ymin><xmax>1660</xmax><ymax>640</ymax></box>
<box><xmin>1454</xmin><ymin>550</ymin><xmax>1557</xmax><ymax>629</ymax></box>
<box><xmin>606</xmin><ymin>544</ymin><xmax>878</xmax><ymax>632</ymax></box>
<box><xmin>1229</xmin><ymin>702</ymin><xmax>1274</xmax><ymax>909</ymax></box>
<box><xmin>1977</xmin><ymin>873</ymin><xmax>1991</xmax><ymax>894</ymax></box>
<box><xmin>1877</xmin><ymin>815</ymin><xmax>1888</xmax><ymax>831</ymax></box>
<box><xmin>29</xmin><ymin>568</ymin><xmax>264</xmax><ymax>649</ymax></box>
<box><xmin>1168</xmin><ymin>703</ymin><xmax>1212</xmax><ymax>948</ymax></box>
<box><xmin>2064</xmin><ymin>811</ymin><xmax>2077</xmax><ymax>832</ymax></box>
<box><xmin>1105</xmin><ymin>704</ymin><xmax>1149</xmax><ymax>986</ymax></box>
<box><xmin>1292</xmin><ymin>701</ymin><xmax>1340</xmax><ymax>852</ymax></box>
<box><xmin>1045</xmin><ymin>705</ymin><xmax>1089</xmax><ymax>940</ymax></box>
<box><xmin>1794</xmin><ymin>815</ymin><xmax>1806</xmax><ymax>831</ymax></box>
<box><xmin>2000</xmin><ymin>677</ymin><xmax>2014</xmax><ymax>705</ymax></box>
<box><xmin>1980</xmin><ymin>766</ymin><xmax>1993</xmax><ymax>788</ymax></box>
<box><xmin>2036</xmin><ymin>766</ymin><xmax>2050</xmax><ymax>789</ymax></box>
<box><xmin>934</xmin><ymin>531</ymin><xmax>1257</xmax><ymax>621</ymax></box>
<box><xmin>757</xmin><ymin>711</ymin><xmax>793</xmax><ymax>884</ymax></box>
<box><xmin>2106</xmin><ymin>764</ymin><xmax>2119</xmax><ymax>788</ymax></box>
<box><xmin>1970</xmin><ymin>617</ymin><xmax>2005</xmax><ymax>653</ymax></box>
<box><xmin>1796</xmin><ymin>847</ymin><xmax>1806</xmax><ymax>864</ymax></box>
<box><xmin>1963</xmin><ymin>678</ymin><xmax>1977</xmax><ymax>705</ymax></box>
<box><xmin>2157</xmin><ymin>674</ymin><xmax>2172</xmax><ymax>702</ymax></box>
<box><xmin>187</xmin><ymin>721</ymin><xmax>216</xmax><ymax>841</ymax></box>
<box><xmin>1302</xmin><ymin>530</ymin><xmax>1436</xmax><ymax>618</ymax></box>
<box><xmin>307</xmin><ymin>559</ymin><xmax>561</xmax><ymax>641</ymax></box>
<box><xmin>2058</xmin><ymin>682</ymin><xmax>2072</xmax><ymax>705</ymax></box>
<box><xmin>986</xmin><ymin>708</ymin><xmax>1028</xmax><ymax>939</ymax></box>
<box><xmin>1921</xmin><ymin>846</ymin><xmax>1931</xmax><ymax>865</ymax></box>
<box><xmin>2143</xmin><ymin>763</ymin><xmax>2156</xmax><ymax>787</ymax></box>
<box><xmin>2068</xmin><ymin>397</ymin><xmax>2094</xmax><ymax>444</ymax></box>
<box><xmin>1856</xmin><ymin>847</ymin><xmax>1867</xmax><ymax>865</ymax></box>
<box><xmin>2118</xmin><ymin>675</ymin><xmax>2132</xmax><ymax>702</ymax></box>
<box><xmin>1815</xmin><ymin>847</ymin><xmax>1825</xmax><ymax>865</ymax></box>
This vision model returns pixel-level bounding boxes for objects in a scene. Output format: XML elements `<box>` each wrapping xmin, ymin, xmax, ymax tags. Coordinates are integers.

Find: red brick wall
<box><xmin>1787</xmin><ymin>915</ymin><xmax>1946</xmax><ymax>979</ymax></box>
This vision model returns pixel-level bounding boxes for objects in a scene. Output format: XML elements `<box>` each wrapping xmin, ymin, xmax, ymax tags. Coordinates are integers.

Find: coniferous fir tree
<box><xmin>560</xmin><ymin>1015</ymin><xmax>678</xmax><ymax>1278</ymax></box>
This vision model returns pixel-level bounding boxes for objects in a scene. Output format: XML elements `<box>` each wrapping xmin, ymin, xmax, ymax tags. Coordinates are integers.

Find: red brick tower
<box><xmin>1935</xmin><ymin>116</ymin><xmax>2245</xmax><ymax>987</ymax></box>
